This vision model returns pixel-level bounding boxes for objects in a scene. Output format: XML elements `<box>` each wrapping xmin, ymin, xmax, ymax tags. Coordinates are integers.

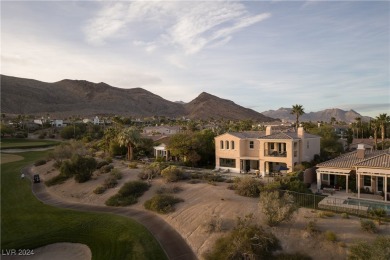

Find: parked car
<box><xmin>33</xmin><ymin>174</ymin><xmax>40</xmax><ymax>183</ymax></box>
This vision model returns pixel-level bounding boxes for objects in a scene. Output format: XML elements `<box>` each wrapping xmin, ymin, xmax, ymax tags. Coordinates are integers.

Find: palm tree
<box><xmin>117</xmin><ymin>127</ymin><xmax>141</xmax><ymax>161</ymax></box>
<box><xmin>371</xmin><ymin>119</ymin><xmax>380</xmax><ymax>150</ymax></box>
<box><xmin>376</xmin><ymin>113</ymin><xmax>390</xmax><ymax>150</ymax></box>
<box><xmin>290</xmin><ymin>104</ymin><xmax>304</xmax><ymax>129</ymax></box>
<box><xmin>355</xmin><ymin>117</ymin><xmax>361</xmax><ymax>139</ymax></box>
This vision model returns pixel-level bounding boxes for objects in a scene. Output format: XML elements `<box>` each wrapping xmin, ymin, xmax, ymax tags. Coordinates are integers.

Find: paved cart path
<box><xmin>23</xmin><ymin>166</ymin><xmax>197</xmax><ymax>260</ymax></box>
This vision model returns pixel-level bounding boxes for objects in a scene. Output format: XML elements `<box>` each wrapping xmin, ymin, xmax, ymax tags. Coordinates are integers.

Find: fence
<box><xmin>280</xmin><ymin>190</ymin><xmax>389</xmax><ymax>218</ymax></box>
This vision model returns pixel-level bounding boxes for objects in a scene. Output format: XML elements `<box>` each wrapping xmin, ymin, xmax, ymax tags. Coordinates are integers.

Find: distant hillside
<box><xmin>1</xmin><ymin>75</ymin><xmax>274</xmax><ymax>121</ymax></box>
<box><xmin>184</xmin><ymin>92</ymin><xmax>275</xmax><ymax>121</ymax></box>
<box><xmin>262</xmin><ymin>107</ymin><xmax>371</xmax><ymax>123</ymax></box>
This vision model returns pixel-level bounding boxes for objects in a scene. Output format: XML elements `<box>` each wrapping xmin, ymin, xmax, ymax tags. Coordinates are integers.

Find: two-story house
<box><xmin>215</xmin><ymin>126</ymin><xmax>321</xmax><ymax>177</ymax></box>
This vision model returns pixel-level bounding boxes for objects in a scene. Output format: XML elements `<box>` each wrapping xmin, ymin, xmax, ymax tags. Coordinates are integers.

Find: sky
<box><xmin>1</xmin><ymin>0</ymin><xmax>389</xmax><ymax>117</ymax></box>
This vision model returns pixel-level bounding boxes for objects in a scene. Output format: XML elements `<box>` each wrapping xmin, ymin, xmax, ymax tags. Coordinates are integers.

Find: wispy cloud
<box><xmin>84</xmin><ymin>1</ymin><xmax>271</xmax><ymax>54</ymax></box>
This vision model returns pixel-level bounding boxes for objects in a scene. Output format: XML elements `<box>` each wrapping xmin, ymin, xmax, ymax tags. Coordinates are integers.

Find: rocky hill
<box><xmin>185</xmin><ymin>92</ymin><xmax>274</xmax><ymax>121</ymax></box>
<box><xmin>262</xmin><ymin>107</ymin><xmax>371</xmax><ymax>123</ymax></box>
<box><xmin>1</xmin><ymin>75</ymin><xmax>274</xmax><ymax>121</ymax></box>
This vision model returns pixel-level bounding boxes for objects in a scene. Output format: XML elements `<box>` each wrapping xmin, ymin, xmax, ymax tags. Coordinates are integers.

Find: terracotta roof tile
<box><xmin>317</xmin><ymin>150</ymin><xmax>389</xmax><ymax>169</ymax></box>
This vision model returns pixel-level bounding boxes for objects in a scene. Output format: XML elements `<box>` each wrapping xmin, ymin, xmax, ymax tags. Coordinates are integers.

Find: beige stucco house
<box><xmin>214</xmin><ymin>126</ymin><xmax>320</xmax><ymax>177</ymax></box>
<box><xmin>316</xmin><ymin>144</ymin><xmax>390</xmax><ymax>201</ymax></box>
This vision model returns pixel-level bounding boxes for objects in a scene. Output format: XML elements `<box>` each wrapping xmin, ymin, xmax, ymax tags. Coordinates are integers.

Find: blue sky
<box><xmin>1</xmin><ymin>1</ymin><xmax>389</xmax><ymax>117</ymax></box>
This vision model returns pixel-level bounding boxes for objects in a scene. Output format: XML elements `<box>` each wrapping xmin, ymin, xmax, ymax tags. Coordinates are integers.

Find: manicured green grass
<box><xmin>1</xmin><ymin>151</ymin><xmax>168</xmax><ymax>260</ymax></box>
<box><xmin>0</xmin><ymin>138</ymin><xmax>60</xmax><ymax>149</ymax></box>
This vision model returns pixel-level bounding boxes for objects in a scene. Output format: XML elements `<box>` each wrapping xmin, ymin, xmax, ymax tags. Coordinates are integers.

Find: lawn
<box><xmin>1</xmin><ymin>151</ymin><xmax>168</xmax><ymax>260</ymax></box>
<box><xmin>0</xmin><ymin>138</ymin><xmax>61</xmax><ymax>149</ymax></box>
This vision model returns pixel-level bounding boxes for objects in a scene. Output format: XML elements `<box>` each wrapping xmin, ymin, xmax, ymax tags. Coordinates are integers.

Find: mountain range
<box><xmin>261</xmin><ymin>107</ymin><xmax>372</xmax><ymax>123</ymax></box>
<box><xmin>1</xmin><ymin>75</ymin><xmax>370</xmax><ymax>123</ymax></box>
<box><xmin>0</xmin><ymin>75</ymin><xmax>273</xmax><ymax>121</ymax></box>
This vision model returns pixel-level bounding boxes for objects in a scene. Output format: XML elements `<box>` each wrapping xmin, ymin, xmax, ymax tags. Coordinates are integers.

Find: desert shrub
<box><xmin>45</xmin><ymin>174</ymin><xmax>70</xmax><ymax>186</ymax></box>
<box><xmin>128</xmin><ymin>162</ymin><xmax>138</xmax><ymax>169</ymax></box>
<box><xmin>341</xmin><ymin>213</ymin><xmax>349</xmax><ymax>219</ymax></box>
<box><xmin>105</xmin><ymin>157</ymin><xmax>113</xmax><ymax>163</ymax></box>
<box><xmin>348</xmin><ymin>236</ymin><xmax>390</xmax><ymax>260</ymax></box>
<box><xmin>53</xmin><ymin>160</ymin><xmax>62</xmax><ymax>169</ymax></box>
<box><xmin>100</xmin><ymin>164</ymin><xmax>114</xmax><ymax>173</ymax></box>
<box><xmin>93</xmin><ymin>186</ymin><xmax>107</xmax><ymax>194</ymax></box>
<box><xmin>318</xmin><ymin>211</ymin><xmax>335</xmax><ymax>218</ymax></box>
<box><xmin>368</xmin><ymin>207</ymin><xmax>387</xmax><ymax>224</ymax></box>
<box><xmin>118</xmin><ymin>181</ymin><xmax>149</xmax><ymax>197</ymax></box>
<box><xmin>60</xmin><ymin>160</ymin><xmax>74</xmax><ymax>177</ymax></box>
<box><xmin>360</xmin><ymin>219</ymin><xmax>377</xmax><ymax>233</ymax></box>
<box><xmin>188</xmin><ymin>179</ymin><xmax>201</xmax><ymax>184</ymax></box>
<box><xmin>234</xmin><ymin>177</ymin><xmax>262</xmax><ymax>197</ymax></box>
<box><xmin>103</xmin><ymin>176</ymin><xmax>118</xmax><ymax>189</ymax></box>
<box><xmin>105</xmin><ymin>181</ymin><xmax>149</xmax><ymax>207</ymax></box>
<box><xmin>73</xmin><ymin>156</ymin><xmax>97</xmax><ymax>183</ymax></box>
<box><xmin>224</xmin><ymin>179</ymin><xmax>234</xmax><ymax>183</ymax></box>
<box><xmin>203</xmin><ymin>215</ymin><xmax>223</xmax><ymax>233</ymax></box>
<box><xmin>144</xmin><ymin>194</ymin><xmax>184</xmax><ymax>214</ymax></box>
<box><xmin>96</xmin><ymin>160</ymin><xmax>109</xmax><ymax>169</ymax></box>
<box><xmin>110</xmin><ymin>168</ymin><xmax>122</xmax><ymax>180</ymax></box>
<box><xmin>274</xmin><ymin>253</ymin><xmax>312</xmax><ymax>260</ymax></box>
<box><xmin>260</xmin><ymin>191</ymin><xmax>298</xmax><ymax>226</ymax></box>
<box><xmin>305</xmin><ymin>220</ymin><xmax>319</xmax><ymax>235</ymax></box>
<box><xmin>156</xmin><ymin>185</ymin><xmax>183</xmax><ymax>194</ymax></box>
<box><xmin>161</xmin><ymin>165</ymin><xmax>184</xmax><ymax>183</ymax></box>
<box><xmin>105</xmin><ymin>194</ymin><xmax>138</xmax><ymax>206</ymax></box>
<box><xmin>203</xmin><ymin>173</ymin><xmax>225</xmax><ymax>182</ymax></box>
<box><xmin>324</xmin><ymin>230</ymin><xmax>337</xmax><ymax>242</ymax></box>
<box><xmin>34</xmin><ymin>159</ymin><xmax>47</xmax><ymax>166</ymax></box>
<box><xmin>260</xmin><ymin>181</ymin><xmax>281</xmax><ymax>192</ymax></box>
<box><xmin>204</xmin><ymin>214</ymin><xmax>280</xmax><ymax>260</ymax></box>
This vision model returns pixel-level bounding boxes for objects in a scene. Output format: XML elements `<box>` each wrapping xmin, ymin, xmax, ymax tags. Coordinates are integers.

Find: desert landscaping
<box><xmin>29</xmin><ymin>159</ymin><xmax>389</xmax><ymax>260</ymax></box>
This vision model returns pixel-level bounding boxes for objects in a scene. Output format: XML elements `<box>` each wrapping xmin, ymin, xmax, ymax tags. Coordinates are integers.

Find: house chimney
<box><xmin>297</xmin><ymin>126</ymin><xmax>305</xmax><ymax>138</ymax></box>
<box><xmin>357</xmin><ymin>144</ymin><xmax>365</xmax><ymax>159</ymax></box>
<box><xmin>266</xmin><ymin>126</ymin><xmax>272</xmax><ymax>136</ymax></box>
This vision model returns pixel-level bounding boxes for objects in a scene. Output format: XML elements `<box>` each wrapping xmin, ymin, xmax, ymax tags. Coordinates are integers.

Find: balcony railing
<box><xmin>265</xmin><ymin>150</ymin><xmax>287</xmax><ymax>157</ymax></box>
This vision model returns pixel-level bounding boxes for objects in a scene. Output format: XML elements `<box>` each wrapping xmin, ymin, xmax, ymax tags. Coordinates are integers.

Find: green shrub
<box><xmin>103</xmin><ymin>176</ymin><xmax>118</xmax><ymax>189</ymax></box>
<box><xmin>161</xmin><ymin>166</ymin><xmax>184</xmax><ymax>183</ymax></box>
<box><xmin>45</xmin><ymin>174</ymin><xmax>70</xmax><ymax>186</ymax></box>
<box><xmin>348</xmin><ymin>236</ymin><xmax>390</xmax><ymax>260</ymax></box>
<box><xmin>34</xmin><ymin>159</ymin><xmax>47</xmax><ymax>166</ymax></box>
<box><xmin>360</xmin><ymin>219</ymin><xmax>377</xmax><ymax>233</ymax></box>
<box><xmin>118</xmin><ymin>181</ymin><xmax>149</xmax><ymax>197</ymax></box>
<box><xmin>110</xmin><ymin>168</ymin><xmax>122</xmax><ymax>180</ymax></box>
<box><xmin>100</xmin><ymin>164</ymin><xmax>114</xmax><ymax>173</ymax></box>
<box><xmin>144</xmin><ymin>194</ymin><xmax>184</xmax><ymax>214</ymax></box>
<box><xmin>234</xmin><ymin>177</ymin><xmax>262</xmax><ymax>197</ymax></box>
<box><xmin>96</xmin><ymin>160</ymin><xmax>109</xmax><ymax>169</ymax></box>
<box><xmin>341</xmin><ymin>213</ymin><xmax>349</xmax><ymax>219</ymax></box>
<box><xmin>93</xmin><ymin>186</ymin><xmax>107</xmax><ymax>194</ymax></box>
<box><xmin>105</xmin><ymin>194</ymin><xmax>138</xmax><ymax>206</ymax></box>
<box><xmin>324</xmin><ymin>230</ymin><xmax>337</xmax><ymax>242</ymax></box>
<box><xmin>368</xmin><ymin>207</ymin><xmax>387</xmax><ymax>224</ymax></box>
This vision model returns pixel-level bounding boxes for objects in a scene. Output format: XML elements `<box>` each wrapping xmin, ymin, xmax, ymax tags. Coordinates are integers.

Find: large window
<box><xmin>220</xmin><ymin>158</ymin><xmax>236</xmax><ymax>168</ymax></box>
<box><xmin>363</xmin><ymin>176</ymin><xmax>371</xmax><ymax>186</ymax></box>
<box><xmin>226</xmin><ymin>141</ymin><xmax>229</xmax><ymax>149</ymax></box>
<box><xmin>231</xmin><ymin>141</ymin><xmax>235</xmax><ymax>150</ymax></box>
<box><xmin>249</xmin><ymin>141</ymin><xmax>254</xmax><ymax>149</ymax></box>
<box><xmin>220</xmin><ymin>140</ymin><xmax>224</xmax><ymax>149</ymax></box>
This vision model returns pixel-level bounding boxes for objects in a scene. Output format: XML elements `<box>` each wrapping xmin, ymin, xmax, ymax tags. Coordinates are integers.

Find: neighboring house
<box><xmin>214</xmin><ymin>126</ymin><xmax>321</xmax><ymax>176</ymax></box>
<box><xmin>143</xmin><ymin>125</ymin><xmax>181</xmax><ymax>135</ymax></box>
<box><xmin>316</xmin><ymin>144</ymin><xmax>390</xmax><ymax>201</ymax></box>
<box><xmin>151</xmin><ymin>136</ymin><xmax>178</xmax><ymax>161</ymax></box>
<box><xmin>349</xmin><ymin>139</ymin><xmax>375</xmax><ymax>151</ymax></box>
<box><xmin>51</xmin><ymin>119</ymin><xmax>63</xmax><ymax>127</ymax></box>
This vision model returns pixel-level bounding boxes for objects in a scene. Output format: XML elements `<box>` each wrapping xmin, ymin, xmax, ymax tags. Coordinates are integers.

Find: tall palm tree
<box><xmin>376</xmin><ymin>113</ymin><xmax>390</xmax><ymax>150</ymax></box>
<box><xmin>354</xmin><ymin>117</ymin><xmax>361</xmax><ymax>139</ymax></box>
<box><xmin>371</xmin><ymin>119</ymin><xmax>379</xmax><ymax>150</ymax></box>
<box><xmin>117</xmin><ymin>127</ymin><xmax>141</xmax><ymax>161</ymax></box>
<box><xmin>290</xmin><ymin>104</ymin><xmax>304</xmax><ymax>129</ymax></box>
